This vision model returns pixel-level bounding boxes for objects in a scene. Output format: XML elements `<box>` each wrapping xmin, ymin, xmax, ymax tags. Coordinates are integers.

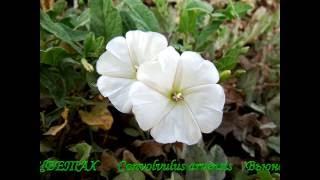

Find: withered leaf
<box><xmin>223</xmin><ymin>84</ymin><xmax>244</xmax><ymax>106</ymax></box>
<box><xmin>259</xmin><ymin>117</ymin><xmax>277</xmax><ymax>137</ymax></box>
<box><xmin>216</xmin><ymin>111</ymin><xmax>238</xmax><ymax>137</ymax></box>
<box><xmin>43</xmin><ymin>107</ymin><xmax>69</xmax><ymax>136</ymax></box>
<box><xmin>227</xmin><ymin>156</ymin><xmax>242</xmax><ymax>167</ymax></box>
<box><xmin>246</xmin><ymin>134</ymin><xmax>269</xmax><ymax>157</ymax></box>
<box><xmin>79</xmin><ymin>103</ymin><xmax>113</xmax><ymax>130</ymax></box>
<box><xmin>133</xmin><ymin>140</ymin><xmax>166</xmax><ymax>158</ymax></box>
<box><xmin>217</xmin><ymin>111</ymin><xmax>260</xmax><ymax>142</ymax></box>
<box><xmin>123</xmin><ymin>150</ymin><xmax>138</xmax><ymax>163</ymax></box>
<box><xmin>97</xmin><ymin>150</ymin><xmax>119</xmax><ymax>173</ymax></box>
<box><xmin>233</xmin><ymin>113</ymin><xmax>259</xmax><ymax>141</ymax></box>
<box><xmin>40</xmin><ymin>0</ymin><xmax>54</xmax><ymax>12</ymax></box>
<box><xmin>239</xmin><ymin>55</ymin><xmax>256</xmax><ymax>70</ymax></box>
<box><xmin>241</xmin><ymin>143</ymin><xmax>255</xmax><ymax>157</ymax></box>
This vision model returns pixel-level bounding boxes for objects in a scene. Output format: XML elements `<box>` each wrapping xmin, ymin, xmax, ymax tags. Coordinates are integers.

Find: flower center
<box><xmin>172</xmin><ymin>92</ymin><xmax>184</xmax><ymax>102</ymax></box>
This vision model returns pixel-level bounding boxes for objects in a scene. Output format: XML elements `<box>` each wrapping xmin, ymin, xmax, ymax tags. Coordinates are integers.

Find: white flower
<box><xmin>129</xmin><ymin>47</ymin><xmax>225</xmax><ymax>145</ymax></box>
<box><xmin>96</xmin><ymin>30</ymin><xmax>168</xmax><ymax>113</ymax></box>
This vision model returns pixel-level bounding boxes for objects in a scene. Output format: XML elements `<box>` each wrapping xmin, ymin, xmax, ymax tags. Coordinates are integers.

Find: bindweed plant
<box><xmin>40</xmin><ymin>0</ymin><xmax>252</xmax><ymax>121</ymax></box>
<box><xmin>40</xmin><ymin>0</ymin><xmax>279</xmax><ymax>179</ymax></box>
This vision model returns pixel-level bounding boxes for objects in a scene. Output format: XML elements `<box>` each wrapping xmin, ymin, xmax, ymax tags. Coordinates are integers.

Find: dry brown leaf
<box><xmin>97</xmin><ymin>150</ymin><xmax>119</xmax><ymax>173</ymax></box>
<box><xmin>143</xmin><ymin>0</ymin><xmax>154</xmax><ymax>6</ymax></box>
<box><xmin>60</xmin><ymin>42</ymin><xmax>76</xmax><ymax>54</ymax></box>
<box><xmin>236</xmin><ymin>113</ymin><xmax>258</xmax><ymax>130</ymax></box>
<box><xmin>233</xmin><ymin>113</ymin><xmax>259</xmax><ymax>141</ymax></box>
<box><xmin>228</xmin><ymin>156</ymin><xmax>243</xmax><ymax>167</ymax></box>
<box><xmin>216</xmin><ymin>111</ymin><xmax>238</xmax><ymax>137</ymax></box>
<box><xmin>223</xmin><ymin>85</ymin><xmax>244</xmax><ymax>106</ymax></box>
<box><xmin>123</xmin><ymin>150</ymin><xmax>139</xmax><ymax>163</ymax></box>
<box><xmin>246</xmin><ymin>134</ymin><xmax>269</xmax><ymax>157</ymax></box>
<box><xmin>43</xmin><ymin>107</ymin><xmax>69</xmax><ymax>136</ymax></box>
<box><xmin>259</xmin><ymin>116</ymin><xmax>276</xmax><ymax>137</ymax></box>
<box><xmin>79</xmin><ymin>103</ymin><xmax>113</xmax><ymax>130</ymax></box>
<box><xmin>114</xmin><ymin>147</ymin><xmax>126</xmax><ymax>157</ymax></box>
<box><xmin>133</xmin><ymin>140</ymin><xmax>166</xmax><ymax>158</ymax></box>
<box><xmin>239</xmin><ymin>55</ymin><xmax>256</xmax><ymax>70</ymax></box>
<box><xmin>40</xmin><ymin>0</ymin><xmax>54</xmax><ymax>12</ymax></box>
<box><xmin>216</xmin><ymin>111</ymin><xmax>260</xmax><ymax>142</ymax></box>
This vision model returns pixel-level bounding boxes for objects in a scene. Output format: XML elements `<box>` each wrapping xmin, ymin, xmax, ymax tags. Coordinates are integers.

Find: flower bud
<box><xmin>81</xmin><ymin>58</ymin><xmax>94</xmax><ymax>72</ymax></box>
<box><xmin>219</xmin><ymin>70</ymin><xmax>231</xmax><ymax>82</ymax></box>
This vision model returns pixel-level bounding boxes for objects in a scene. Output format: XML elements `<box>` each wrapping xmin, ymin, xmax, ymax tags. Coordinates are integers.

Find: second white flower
<box><xmin>129</xmin><ymin>47</ymin><xmax>225</xmax><ymax>145</ymax></box>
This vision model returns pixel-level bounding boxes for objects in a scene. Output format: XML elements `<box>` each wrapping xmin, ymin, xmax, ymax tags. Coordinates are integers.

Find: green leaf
<box><xmin>234</xmin><ymin>170</ymin><xmax>250</xmax><ymax>180</ymax></box>
<box><xmin>266</xmin><ymin>94</ymin><xmax>280</xmax><ymax>126</ymax></box>
<box><xmin>232</xmin><ymin>2</ymin><xmax>252</xmax><ymax>17</ymax></box>
<box><xmin>179</xmin><ymin>0</ymin><xmax>213</xmax><ymax>34</ymax></box>
<box><xmin>267</xmin><ymin>136</ymin><xmax>280</xmax><ymax>154</ymax></box>
<box><xmin>185</xmin><ymin>145</ymin><xmax>230</xmax><ymax>180</ymax></box>
<box><xmin>69</xmin><ymin>142</ymin><xmax>92</xmax><ymax>160</ymax></box>
<box><xmin>52</xmin><ymin>0</ymin><xmax>67</xmax><ymax>16</ymax></box>
<box><xmin>153</xmin><ymin>0</ymin><xmax>175</xmax><ymax>33</ymax></box>
<box><xmin>238</xmin><ymin>69</ymin><xmax>258</xmax><ymax>103</ymax></box>
<box><xmin>83</xmin><ymin>33</ymin><xmax>105</xmax><ymax>58</ymax></box>
<box><xmin>122</xmin><ymin>0</ymin><xmax>160</xmax><ymax>31</ymax></box>
<box><xmin>154</xmin><ymin>0</ymin><xmax>169</xmax><ymax>17</ymax></box>
<box><xmin>71</xmin><ymin>8</ymin><xmax>90</xmax><ymax>30</ymax></box>
<box><xmin>256</xmin><ymin>170</ymin><xmax>273</xmax><ymax>180</ymax></box>
<box><xmin>195</xmin><ymin>20</ymin><xmax>223</xmax><ymax>51</ymax></box>
<box><xmin>221</xmin><ymin>1</ymin><xmax>252</xmax><ymax>20</ymax></box>
<box><xmin>64</xmin><ymin>96</ymin><xmax>96</xmax><ymax>106</ymax></box>
<box><xmin>86</xmin><ymin>71</ymin><xmax>99</xmax><ymax>93</ymax></box>
<box><xmin>59</xmin><ymin>23</ymin><xmax>88</xmax><ymax>41</ymax></box>
<box><xmin>41</xmin><ymin>107</ymin><xmax>64</xmax><ymax>128</ymax></box>
<box><xmin>40</xmin><ymin>10</ymin><xmax>85</xmax><ymax>54</ymax></box>
<box><xmin>40</xmin><ymin>47</ymin><xmax>68</xmax><ymax>66</ymax></box>
<box><xmin>120</xmin><ymin>10</ymin><xmax>137</xmax><ymax>32</ymax></box>
<box><xmin>208</xmin><ymin>145</ymin><xmax>228</xmax><ymax>180</ymax></box>
<box><xmin>185</xmin><ymin>145</ymin><xmax>210</xmax><ymax>180</ymax></box>
<box><xmin>40</xmin><ymin>67</ymin><xmax>67</xmax><ymax>107</ymax></box>
<box><xmin>178</xmin><ymin>10</ymin><xmax>197</xmax><ymax>34</ymax></box>
<box><xmin>46</xmin><ymin>0</ymin><xmax>67</xmax><ymax>18</ymax></box>
<box><xmin>59</xmin><ymin>64</ymin><xmax>87</xmax><ymax>92</ymax></box>
<box><xmin>184</xmin><ymin>0</ymin><xmax>213</xmax><ymax>13</ymax></box>
<box><xmin>215</xmin><ymin>46</ymin><xmax>249</xmax><ymax>71</ymax></box>
<box><xmin>89</xmin><ymin>0</ymin><xmax>123</xmax><ymax>42</ymax></box>
<box><xmin>124</xmin><ymin>128</ymin><xmax>140</xmax><ymax>137</ymax></box>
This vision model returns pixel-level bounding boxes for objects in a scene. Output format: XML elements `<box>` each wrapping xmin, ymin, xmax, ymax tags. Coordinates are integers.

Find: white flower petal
<box><xmin>97</xmin><ymin>76</ymin><xmax>135</xmax><ymax>113</ymax></box>
<box><xmin>126</xmin><ymin>30</ymin><xmax>168</xmax><ymax>66</ymax></box>
<box><xmin>151</xmin><ymin>104</ymin><xmax>202</xmax><ymax>145</ymax></box>
<box><xmin>96</xmin><ymin>51</ymin><xmax>135</xmax><ymax>78</ymax></box>
<box><xmin>130</xmin><ymin>82</ymin><xmax>173</xmax><ymax>131</ymax></box>
<box><xmin>106</xmin><ymin>36</ymin><xmax>132</xmax><ymax>66</ymax></box>
<box><xmin>176</xmin><ymin>51</ymin><xmax>220</xmax><ymax>90</ymax></box>
<box><xmin>184</xmin><ymin>84</ymin><xmax>225</xmax><ymax>133</ymax></box>
<box><xmin>137</xmin><ymin>46</ymin><xmax>180</xmax><ymax>95</ymax></box>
